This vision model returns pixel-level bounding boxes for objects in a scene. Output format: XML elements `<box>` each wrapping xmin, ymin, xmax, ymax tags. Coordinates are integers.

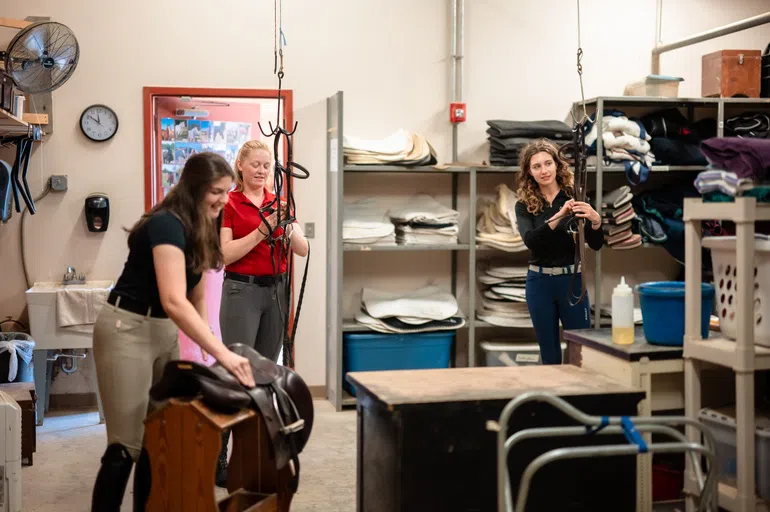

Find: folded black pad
<box><xmin>486</xmin><ymin>120</ymin><xmax>573</xmax><ymax>140</ymax></box>
<box><xmin>0</xmin><ymin>160</ymin><xmax>12</xmax><ymax>223</ymax></box>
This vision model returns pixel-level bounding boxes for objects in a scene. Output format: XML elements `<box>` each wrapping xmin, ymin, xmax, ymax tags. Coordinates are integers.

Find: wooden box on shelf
<box><xmin>702</xmin><ymin>49</ymin><xmax>762</xmax><ymax>98</ymax></box>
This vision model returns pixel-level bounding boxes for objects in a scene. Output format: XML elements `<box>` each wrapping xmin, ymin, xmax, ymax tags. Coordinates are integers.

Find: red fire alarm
<box><xmin>450</xmin><ymin>102</ymin><xmax>467</xmax><ymax>123</ymax></box>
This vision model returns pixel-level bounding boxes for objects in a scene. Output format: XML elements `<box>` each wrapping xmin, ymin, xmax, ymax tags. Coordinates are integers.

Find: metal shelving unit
<box><xmin>682</xmin><ymin>197</ymin><xmax>770</xmax><ymax>512</ymax></box>
<box><xmin>570</xmin><ymin>95</ymin><xmax>770</xmax><ymax>327</ymax></box>
<box><xmin>326</xmin><ymin>91</ymin><xmax>527</xmax><ymax>409</ymax></box>
<box><xmin>326</xmin><ymin>91</ymin><xmax>770</xmax><ymax>410</ymax></box>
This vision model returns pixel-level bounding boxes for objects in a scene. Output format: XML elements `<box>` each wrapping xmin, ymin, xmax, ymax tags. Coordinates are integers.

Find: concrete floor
<box><xmin>22</xmin><ymin>399</ymin><xmax>357</xmax><ymax>511</ymax></box>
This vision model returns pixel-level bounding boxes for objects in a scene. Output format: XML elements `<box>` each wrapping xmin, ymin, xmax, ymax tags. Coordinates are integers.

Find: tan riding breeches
<box><xmin>92</xmin><ymin>300</ymin><xmax>179</xmax><ymax>461</ymax></box>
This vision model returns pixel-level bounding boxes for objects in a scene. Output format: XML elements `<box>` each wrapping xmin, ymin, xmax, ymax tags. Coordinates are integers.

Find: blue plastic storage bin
<box><xmin>636</xmin><ymin>281</ymin><xmax>714</xmax><ymax>346</ymax></box>
<box><xmin>342</xmin><ymin>331</ymin><xmax>454</xmax><ymax>396</ymax></box>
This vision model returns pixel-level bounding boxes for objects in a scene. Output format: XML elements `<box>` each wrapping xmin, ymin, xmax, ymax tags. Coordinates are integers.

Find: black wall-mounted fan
<box><xmin>1</xmin><ymin>21</ymin><xmax>79</xmax><ymax>94</ymax></box>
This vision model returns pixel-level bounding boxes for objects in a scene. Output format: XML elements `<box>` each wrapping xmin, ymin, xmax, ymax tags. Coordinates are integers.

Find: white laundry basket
<box><xmin>703</xmin><ymin>235</ymin><xmax>770</xmax><ymax>347</ymax></box>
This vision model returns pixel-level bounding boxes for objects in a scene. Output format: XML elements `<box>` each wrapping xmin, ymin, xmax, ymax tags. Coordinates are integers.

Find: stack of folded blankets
<box><xmin>475</xmin><ymin>184</ymin><xmax>526</xmax><ymax>251</ymax></box>
<box><xmin>387</xmin><ymin>194</ymin><xmax>459</xmax><ymax>245</ymax></box>
<box><xmin>343</xmin><ymin>129</ymin><xmax>437</xmax><ymax>166</ymax></box>
<box><xmin>342</xmin><ymin>198</ymin><xmax>396</xmax><ymax>246</ymax></box>
<box><xmin>354</xmin><ymin>286</ymin><xmax>466</xmax><ymax>333</ymax></box>
<box><xmin>696</xmin><ymin>137</ymin><xmax>770</xmax><ymax>203</ymax></box>
<box><xmin>585</xmin><ymin>109</ymin><xmax>656</xmax><ymax>185</ymax></box>
<box><xmin>475</xmin><ymin>263</ymin><xmax>532</xmax><ymax>328</ymax></box>
<box><xmin>600</xmin><ymin>186</ymin><xmax>641</xmax><ymax>250</ymax></box>
<box><xmin>486</xmin><ymin>120</ymin><xmax>573</xmax><ymax>166</ymax></box>
<box><xmin>640</xmin><ymin>108</ymin><xmax>713</xmax><ymax>166</ymax></box>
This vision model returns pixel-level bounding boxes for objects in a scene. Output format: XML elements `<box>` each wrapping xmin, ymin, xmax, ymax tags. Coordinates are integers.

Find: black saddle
<box><xmin>150</xmin><ymin>343</ymin><xmax>314</xmax><ymax>488</ymax></box>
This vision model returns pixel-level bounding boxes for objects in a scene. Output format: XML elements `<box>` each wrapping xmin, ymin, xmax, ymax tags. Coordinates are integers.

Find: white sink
<box><xmin>25</xmin><ymin>280</ymin><xmax>114</xmax><ymax>350</ymax></box>
<box><xmin>26</xmin><ymin>280</ymin><xmax>115</xmax><ymax>293</ymax></box>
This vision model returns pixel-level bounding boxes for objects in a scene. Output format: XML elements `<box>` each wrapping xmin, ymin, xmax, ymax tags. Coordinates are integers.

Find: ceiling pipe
<box><xmin>652</xmin><ymin>5</ymin><xmax>770</xmax><ymax>74</ymax></box>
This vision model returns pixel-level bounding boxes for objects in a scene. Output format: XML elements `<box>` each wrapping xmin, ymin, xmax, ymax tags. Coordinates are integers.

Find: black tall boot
<box><xmin>133</xmin><ymin>447</ymin><xmax>151</xmax><ymax>512</ymax></box>
<box><xmin>216</xmin><ymin>429</ymin><xmax>230</xmax><ymax>487</ymax></box>
<box><xmin>91</xmin><ymin>443</ymin><xmax>134</xmax><ymax>512</ymax></box>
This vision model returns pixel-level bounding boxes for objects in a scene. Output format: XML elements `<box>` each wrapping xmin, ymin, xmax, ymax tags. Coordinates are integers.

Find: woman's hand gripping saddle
<box><xmin>150</xmin><ymin>343</ymin><xmax>314</xmax><ymax>489</ymax></box>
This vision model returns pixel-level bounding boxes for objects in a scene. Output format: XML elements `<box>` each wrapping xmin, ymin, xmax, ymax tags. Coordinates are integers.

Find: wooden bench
<box><xmin>0</xmin><ymin>382</ymin><xmax>37</xmax><ymax>466</ymax></box>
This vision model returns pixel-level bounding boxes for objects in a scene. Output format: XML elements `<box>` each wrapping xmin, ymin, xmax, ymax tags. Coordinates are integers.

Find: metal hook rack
<box><xmin>487</xmin><ymin>391</ymin><xmax>719</xmax><ymax>512</ymax></box>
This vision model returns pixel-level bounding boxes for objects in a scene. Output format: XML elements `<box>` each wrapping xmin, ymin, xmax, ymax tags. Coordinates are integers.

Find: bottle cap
<box><xmin>614</xmin><ymin>276</ymin><xmax>632</xmax><ymax>295</ymax></box>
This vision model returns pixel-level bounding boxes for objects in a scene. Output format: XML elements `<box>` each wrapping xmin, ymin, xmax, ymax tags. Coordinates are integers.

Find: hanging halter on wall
<box><xmin>255</xmin><ymin>0</ymin><xmax>311</xmax><ymax>369</ymax></box>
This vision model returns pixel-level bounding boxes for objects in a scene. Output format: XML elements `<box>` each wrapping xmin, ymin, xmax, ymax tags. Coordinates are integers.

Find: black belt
<box><xmin>224</xmin><ymin>272</ymin><xmax>285</xmax><ymax>286</ymax></box>
<box><xmin>107</xmin><ymin>292</ymin><xmax>168</xmax><ymax>319</ymax></box>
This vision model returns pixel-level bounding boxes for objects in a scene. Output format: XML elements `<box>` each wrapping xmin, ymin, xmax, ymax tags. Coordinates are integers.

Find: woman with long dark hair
<box><xmin>514</xmin><ymin>139</ymin><xmax>604</xmax><ymax>365</ymax></box>
<box><xmin>90</xmin><ymin>152</ymin><xmax>255</xmax><ymax>511</ymax></box>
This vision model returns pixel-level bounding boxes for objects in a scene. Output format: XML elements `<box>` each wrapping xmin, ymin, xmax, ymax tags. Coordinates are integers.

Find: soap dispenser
<box><xmin>611</xmin><ymin>276</ymin><xmax>634</xmax><ymax>345</ymax></box>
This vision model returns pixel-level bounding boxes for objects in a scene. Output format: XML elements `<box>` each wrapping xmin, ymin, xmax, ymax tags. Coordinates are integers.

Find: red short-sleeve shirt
<box><xmin>221</xmin><ymin>189</ymin><xmax>289</xmax><ymax>276</ymax></box>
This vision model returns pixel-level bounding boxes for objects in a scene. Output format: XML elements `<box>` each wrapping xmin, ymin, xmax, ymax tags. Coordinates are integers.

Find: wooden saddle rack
<box><xmin>144</xmin><ymin>397</ymin><xmax>296</xmax><ymax>512</ymax></box>
<box><xmin>142</xmin><ymin>343</ymin><xmax>315</xmax><ymax>511</ymax></box>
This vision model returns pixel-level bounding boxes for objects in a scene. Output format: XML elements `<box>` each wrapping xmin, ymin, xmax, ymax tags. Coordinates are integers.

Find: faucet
<box><xmin>63</xmin><ymin>266</ymin><xmax>86</xmax><ymax>285</ymax></box>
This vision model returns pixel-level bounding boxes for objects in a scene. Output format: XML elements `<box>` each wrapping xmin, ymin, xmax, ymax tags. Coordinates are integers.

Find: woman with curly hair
<box><xmin>514</xmin><ymin>138</ymin><xmax>604</xmax><ymax>365</ymax></box>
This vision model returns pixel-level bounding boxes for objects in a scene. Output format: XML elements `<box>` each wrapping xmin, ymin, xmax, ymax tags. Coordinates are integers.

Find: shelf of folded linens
<box><xmin>474</xmin><ymin>318</ymin><xmax>534</xmax><ymax>329</ymax></box>
<box><xmin>576</xmin><ymin>96</ymin><xmax>722</xmax><ymax>108</ymax></box>
<box><xmin>342</xmin><ymin>315</ymin><xmax>469</xmax><ymax>333</ymax></box>
<box><xmin>474</xmin><ymin>165</ymin><xmax>707</xmax><ymax>174</ymax></box>
<box><xmin>592</xmin><ymin>164</ymin><xmax>707</xmax><ymax>173</ymax></box>
<box><xmin>343</xmin><ymin>164</ymin><xmax>473</xmax><ymax>173</ymax></box>
<box><xmin>343</xmin><ymin>243</ymin><xmax>471</xmax><ymax>252</ymax></box>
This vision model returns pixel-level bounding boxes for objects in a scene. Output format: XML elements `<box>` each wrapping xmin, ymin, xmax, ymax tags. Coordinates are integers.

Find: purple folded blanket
<box><xmin>700</xmin><ymin>137</ymin><xmax>770</xmax><ymax>180</ymax></box>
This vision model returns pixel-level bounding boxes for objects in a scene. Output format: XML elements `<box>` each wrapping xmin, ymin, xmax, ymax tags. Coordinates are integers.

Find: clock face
<box><xmin>80</xmin><ymin>104</ymin><xmax>119</xmax><ymax>142</ymax></box>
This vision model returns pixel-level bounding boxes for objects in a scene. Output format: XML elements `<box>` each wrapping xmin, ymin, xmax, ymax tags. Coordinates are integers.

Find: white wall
<box><xmin>0</xmin><ymin>0</ymin><xmax>767</xmax><ymax>393</ymax></box>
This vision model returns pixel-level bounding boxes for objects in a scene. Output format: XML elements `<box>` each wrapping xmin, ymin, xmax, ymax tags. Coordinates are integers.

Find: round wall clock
<box><xmin>80</xmin><ymin>104</ymin><xmax>119</xmax><ymax>142</ymax></box>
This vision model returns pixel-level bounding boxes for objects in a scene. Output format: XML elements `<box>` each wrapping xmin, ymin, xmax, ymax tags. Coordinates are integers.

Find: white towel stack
<box><xmin>387</xmin><ymin>194</ymin><xmax>460</xmax><ymax>245</ymax></box>
<box><xmin>343</xmin><ymin>198</ymin><xmax>396</xmax><ymax>245</ymax></box>
<box><xmin>475</xmin><ymin>184</ymin><xmax>526</xmax><ymax>252</ymax></box>
<box><xmin>355</xmin><ymin>286</ymin><xmax>466</xmax><ymax>333</ymax></box>
<box><xmin>343</xmin><ymin>129</ymin><xmax>437</xmax><ymax>166</ymax></box>
<box><xmin>585</xmin><ymin>112</ymin><xmax>655</xmax><ymax>180</ymax></box>
<box><xmin>475</xmin><ymin>263</ymin><xmax>532</xmax><ymax>328</ymax></box>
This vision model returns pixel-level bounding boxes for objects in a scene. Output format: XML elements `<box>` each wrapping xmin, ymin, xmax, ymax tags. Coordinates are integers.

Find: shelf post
<box><xmin>468</xmin><ymin>167</ymin><xmax>477</xmax><ymax>367</ymax></box>
<box><xmin>683</xmin><ymin>197</ymin><xmax>704</xmax><ymax>512</ymax></box>
<box><xmin>593</xmin><ymin>99</ymin><xmax>604</xmax><ymax>328</ymax></box>
<box><xmin>735</xmin><ymin>197</ymin><xmax>757</xmax><ymax>512</ymax></box>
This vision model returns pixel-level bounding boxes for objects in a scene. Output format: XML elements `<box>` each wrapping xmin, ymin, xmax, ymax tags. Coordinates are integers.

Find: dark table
<box><xmin>346</xmin><ymin>365</ymin><xmax>645</xmax><ymax>512</ymax></box>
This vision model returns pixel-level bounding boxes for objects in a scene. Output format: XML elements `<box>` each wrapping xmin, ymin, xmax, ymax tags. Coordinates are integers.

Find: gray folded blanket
<box><xmin>486</xmin><ymin>120</ymin><xmax>573</xmax><ymax>140</ymax></box>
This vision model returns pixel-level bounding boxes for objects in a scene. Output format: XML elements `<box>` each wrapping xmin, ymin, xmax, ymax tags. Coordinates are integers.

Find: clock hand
<box><xmin>88</xmin><ymin>115</ymin><xmax>101</xmax><ymax>125</ymax></box>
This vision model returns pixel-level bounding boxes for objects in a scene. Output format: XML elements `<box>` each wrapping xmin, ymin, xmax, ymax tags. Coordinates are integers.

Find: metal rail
<box><xmin>488</xmin><ymin>391</ymin><xmax>719</xmax><ymax>512</ymax></box>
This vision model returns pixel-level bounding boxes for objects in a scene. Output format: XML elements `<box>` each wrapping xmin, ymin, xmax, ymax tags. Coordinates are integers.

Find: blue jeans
<box><xmin>525</xmin><ymin>269</ymin><xmax>591</xmax><ymax>365</ymax></box>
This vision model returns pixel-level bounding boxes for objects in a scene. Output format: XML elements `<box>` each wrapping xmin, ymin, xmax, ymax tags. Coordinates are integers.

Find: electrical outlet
<box><xmin>50</xmin><ymin>175</ymin><xmax>68</xmax><ymax>191</ymax></box>
<box><xmin>304</xmin><ymin>222</ymin><xmax>315</xmax><ymax>239</ymax></box>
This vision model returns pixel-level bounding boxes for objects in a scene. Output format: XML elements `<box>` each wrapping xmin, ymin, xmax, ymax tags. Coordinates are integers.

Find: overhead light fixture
<box><xmin>175</xmin><ymin>108</ymin><xmax>209</xmax><ymax>118</ymax></box>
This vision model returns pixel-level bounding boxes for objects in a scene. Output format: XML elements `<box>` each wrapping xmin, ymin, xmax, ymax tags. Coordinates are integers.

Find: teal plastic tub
<box><xmin>342</xmin><ymin>331</ymin><xmax>454</xmax><ymax>396</ymax></box>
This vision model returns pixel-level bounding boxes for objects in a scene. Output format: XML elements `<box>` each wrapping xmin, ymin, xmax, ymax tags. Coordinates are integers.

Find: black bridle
<box><xmin>253</xmin><ymin>4</ymin><xmax>311</xmax><ymax>369</ymax></box>
<box><xmin>557</xmin><ymin>121</ymin><xmax>589</xmax><ymax>306</ymax></box>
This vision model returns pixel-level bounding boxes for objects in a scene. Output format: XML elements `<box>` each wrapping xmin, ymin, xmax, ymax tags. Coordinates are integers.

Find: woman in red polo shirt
<box><xmin>216</xmin><ymin>139</ymin><xmax>308</xmax><ymax>485</ymax></box>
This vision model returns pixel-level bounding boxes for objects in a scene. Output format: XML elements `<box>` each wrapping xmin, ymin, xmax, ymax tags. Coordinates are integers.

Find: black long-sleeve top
<box><xmin>515</xmin><ymin>190</ymin><xmax>604</xmax><ymax>267</ymax></box>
